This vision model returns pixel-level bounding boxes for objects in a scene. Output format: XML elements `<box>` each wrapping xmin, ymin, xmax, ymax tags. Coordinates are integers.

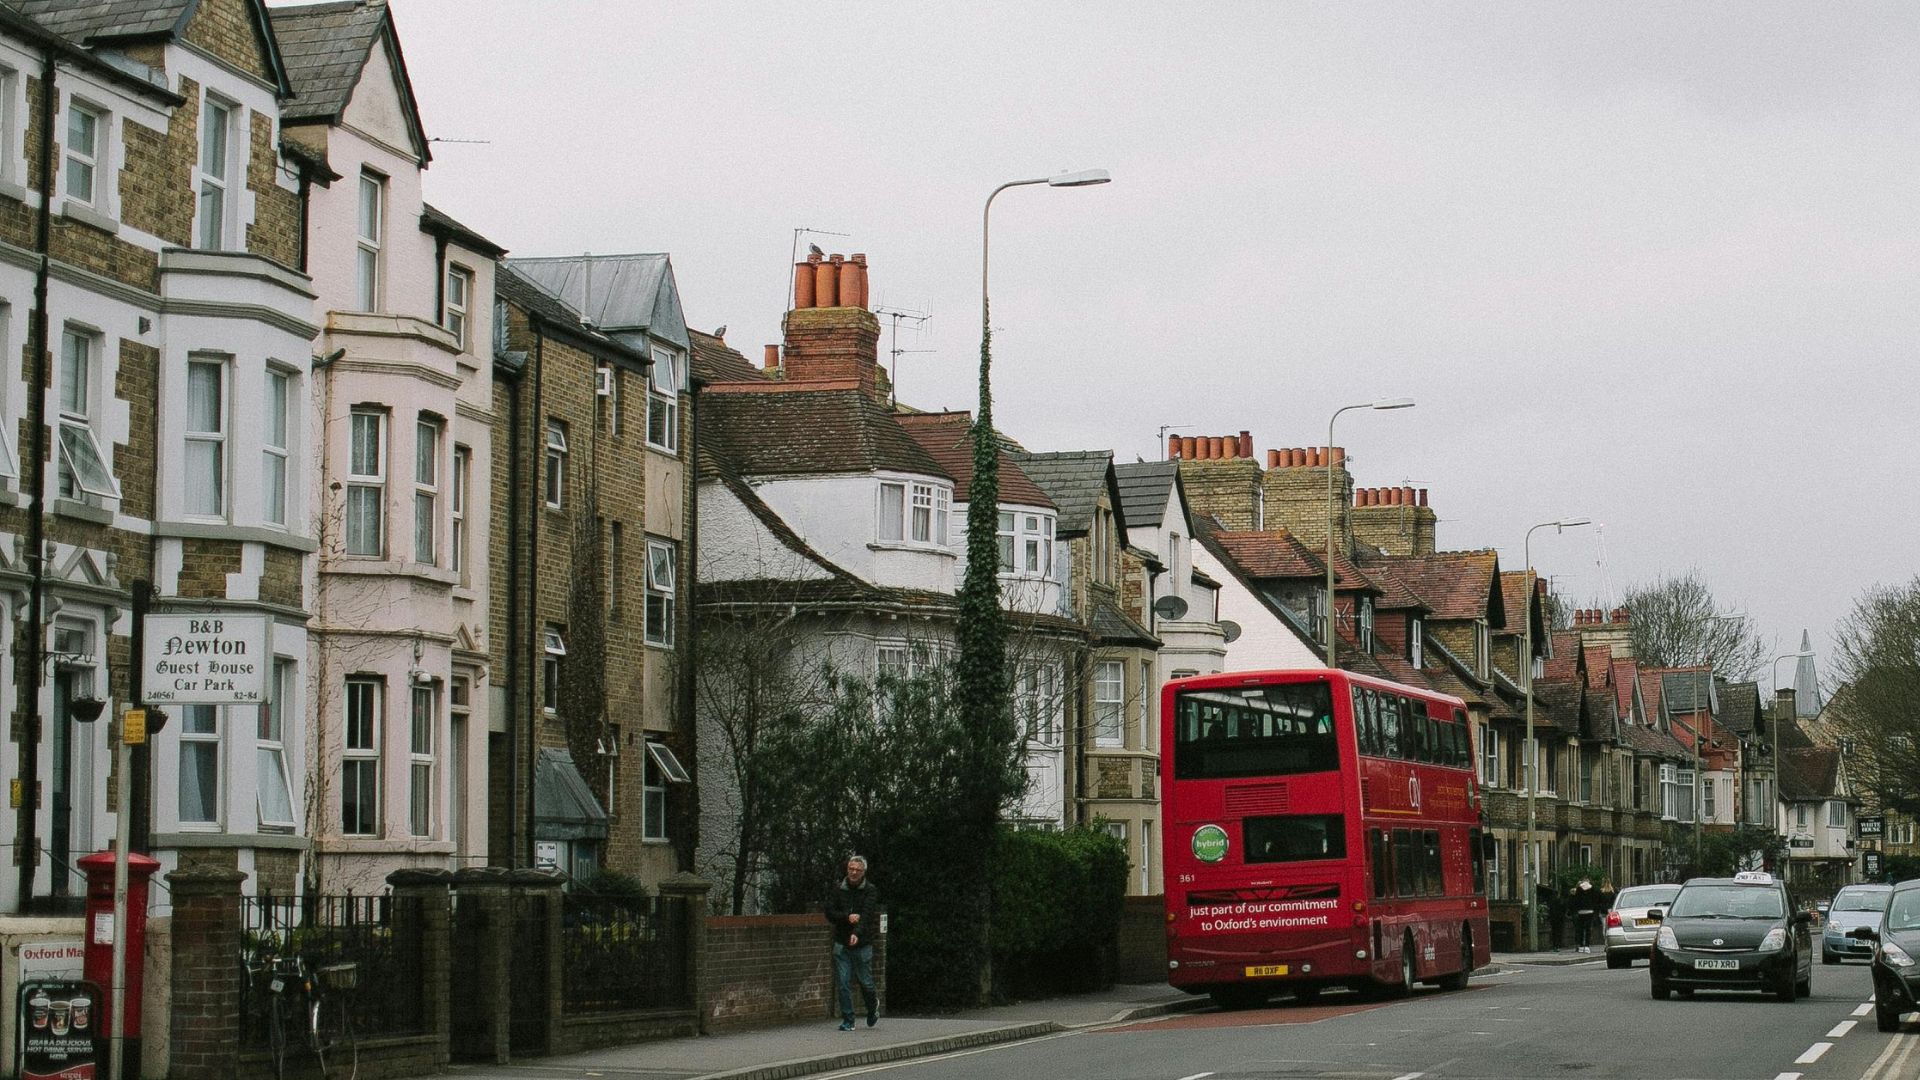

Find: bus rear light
<box><xmin>1353</xmin><ymin>914</ymin><xmax>1369</xmax><ymax>929</ymax></box>
<box><xmin>1352</xmin><ymin>900</ymin><xmax>1366</xmax><ymax>914</ymax></box>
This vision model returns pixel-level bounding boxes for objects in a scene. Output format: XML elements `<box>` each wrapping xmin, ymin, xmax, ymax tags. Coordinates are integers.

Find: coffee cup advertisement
<box><xmin>16</xmin><ymin>979</ymin><xmax>99</xmax><ymax>1080</ymax></box>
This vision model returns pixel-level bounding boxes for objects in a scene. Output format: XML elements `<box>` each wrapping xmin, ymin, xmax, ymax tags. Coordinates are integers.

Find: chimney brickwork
<box><xmin>1571</xmin><ymin>607</ymin><xmax>1635</xmax><ymax>659</ymax></box>
<box><xmin>1351</xmin><ymin>486</ymin><xmax>1437</xmax><ymax>556</ymax></box>
<box><xmin>1169</xmin><ymin>431</ymin><xmax>1263</xmax><ymax>530</ymax></box>
<box><xmin>1260</xmin><ymin>447</ymin><xmax>1351</xmax><ymax>556</ymax></box>
<box><xmin>781</xmin><ymin>252</ymin><xmax>882</xmax><ymax>399</ymax></box>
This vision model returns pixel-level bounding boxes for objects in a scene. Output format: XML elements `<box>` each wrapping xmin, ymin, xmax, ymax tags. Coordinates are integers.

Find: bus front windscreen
<box><xmin>1173</xmin><ymin>681</ymin><xmax>1339</xmax><ymax>780</ymax></box>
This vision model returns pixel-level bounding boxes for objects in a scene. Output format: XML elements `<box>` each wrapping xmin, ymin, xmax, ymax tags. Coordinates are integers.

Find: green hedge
<box><xmin>987</xmin><ymin>826</ymin><xmax>1129</xmax><ymax>1000</ymax></box>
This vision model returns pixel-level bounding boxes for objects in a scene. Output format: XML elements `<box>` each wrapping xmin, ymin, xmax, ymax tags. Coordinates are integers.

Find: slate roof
<box><xmin>1364</xmin><ymin>550</ymin><xmax>1504</xmax><ymax>625</ymax></box>
<box><xmin>1113</xmin><ymin>461</ymin><xmax>1189</xmax><ymax>534</ymax></box>
<box><xmin>17</xmin><ymin>0</ymin><xmax>186</xmax><ymax>40</ymax></box>
<box><xmin>700</xmin><ymin>387</ymin><xmax>950</xmax><ymax>481</ymax></box>
<box><xmin>688</xmin><ymin>330</ymin><xmax>762</xmax><ymax>384</ymax></box>
<box><xmin>270</xmin><ymin>0</ymin><xmax>391</xmax><ymax>123</ymax></box>
<box><xmin>533</xmin><ymin>748</ymin><xmax>607</xmax><ymax>841</ymax></box>
<box><xmin>510</xmin><ymin>254</ymin><xmax>682</xmax><ymax>341</ymax></box>
<box><xmin>1005</xmin><ymin>450</ymin><xmax>1119</xmax><ymax>535</ymax></box>
<box><xmin>1091</xmin><ymin>598</ymin><xmax>1159</xmax><ymax>648</ymax></box>
<box><xmin>1718</xmin><ymin>680</ymin><xmax>1762</xmax><ymax>736</ymax></box>
<box><xmin>1780</xmin><ymin>747</ymin><xmax>1842</xmax><ymax>801</ymax></box>
<box><xmin>495</xmin><ymin>264</ymin><xmax>647</xmax><ymax>365</ymax></box>
<box><xmin>895</xmin><ymin>412</ymin><xmax>1053</xmax><ymax>507</ymax></box>
<box><xmin>1534</xmin><ymin>679</ymin><xmax>1585</xmax><ymax>736</ymax></box>
<box><xmin>1582</xmin><ymin>688</ymin><xmax>1618</xmax><ymax>741</ymax></box>
<box><xmin>1661</xmin><ymin>669</ymin><xmax>1715</xmax><ymax>715</ymax></box>
<box><xmin>1211</xmin><ymin>529</ymin><xmax>1376</xmax><ymax>590</ymax></box>
<box><xmin>420</xmin><ymin>203</ymin><xmax>506</xmax><ymax>258</ymax></box>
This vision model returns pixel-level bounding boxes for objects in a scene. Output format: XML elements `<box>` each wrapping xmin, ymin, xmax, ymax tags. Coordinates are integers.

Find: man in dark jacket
<box><xmin>825</xmin><ymin>855</ymin><xmax>880</xmax><ymax>1030</ymax></box>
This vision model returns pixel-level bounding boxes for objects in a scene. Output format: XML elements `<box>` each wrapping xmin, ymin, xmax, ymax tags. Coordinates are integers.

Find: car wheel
<box><xmin>1877</xmin><ymin>997</ymin><xmax>1901</xmax><ymax>1033</ymax></box>
<box><xmin>1676</xmin><ymin>988</ymin><xmax>1694</xmax><ymax>998</ymax></box>
<box><xmin>1606</xmin><ymin>953</ymin><xmax>1628</xmax><ymax>970</ymax></box>
<box><xmin>1776</xmin><ymin>968</ymin><xmax>1798</xmax><ymax>1003</ymax></box>
<box><xmin>1821</xmin><ymin>950</ymin><xmax>1837</xmax><ymax>965</ymax></box>
<box><xmin>1650</xmin><ymin>971</ymin><xmax>1670</xmax><ymax>1001</ymax></box>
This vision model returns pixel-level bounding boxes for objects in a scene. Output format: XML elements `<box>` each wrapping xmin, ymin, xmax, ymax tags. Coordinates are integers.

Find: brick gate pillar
<box><xmin>451</xmin><ymin>867</ymin><xmax>515</xmax><ymax>1064</ymax></box>
<box><xmin>508</xmin><ymin>868</ymin><xmax>566</xmax><ymax>1056</ymax></box>
<box><xmin>655</xmin><ymin>872</ymin><xmax>712</xmax><ymax>1032</ymax></box>
<box><xmin>388</xmin><ymin>868</ymin><xmax>454</xmax><ymax>1068</ymax></box>
<box><xmin>165</xmin><ymin>865</ymin><xmax>245</xmax><ymax>1080</ymax></box>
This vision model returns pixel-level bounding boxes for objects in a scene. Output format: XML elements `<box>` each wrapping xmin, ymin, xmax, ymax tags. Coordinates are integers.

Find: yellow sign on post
<box><xmin>123</xmin><ymin>708</ymin><xmax>146</xmax><ymax>746</ymax></box>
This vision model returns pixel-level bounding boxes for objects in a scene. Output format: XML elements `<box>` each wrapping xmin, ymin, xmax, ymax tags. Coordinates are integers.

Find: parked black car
<box><xmin>1847</xmin><ymin>877</ymin><xmax>1920</xmax><ymax>1032</ymax></box>
<box><xmin>1648</xmin><ymin>871</ymin><xmax>1813</xmax><ymax>1002</ymax></box>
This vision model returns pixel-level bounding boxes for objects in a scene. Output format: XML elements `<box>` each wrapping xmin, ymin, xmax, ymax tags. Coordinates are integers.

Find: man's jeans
<box><xmin>834</xmin><ymin>941</ymin><xmax>876</xmax><ymax>1022</ymax></box>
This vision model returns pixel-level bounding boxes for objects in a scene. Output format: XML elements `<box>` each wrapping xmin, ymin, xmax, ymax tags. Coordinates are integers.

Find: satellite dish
<box><xmin>1219</xmin><ymin>620</ymin><xmax>1242</xmax><ymax>643</ymax></box>
<box><xmin>1153</xmin><ymin>594</ymin><xmax>1189</xmax><ymax>621</ymax></box>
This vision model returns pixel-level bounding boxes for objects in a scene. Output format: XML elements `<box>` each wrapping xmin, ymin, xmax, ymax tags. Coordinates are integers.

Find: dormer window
<box><xmin>879</xmin><ymin>479</ymin><xmax>949</xmax><ymax>547</ymax></box>
<box><xmin>1410</xmin><ymin>617</ymin><xmax>1424</xmax><ymax>667</ymax></box>
<box><xmin>1475</xmin><ymin>619</ymin><xmax>1491</xmax><ymax>679</ymax></box>
<box><xmin>1359</xmin><ymin>597</ymin><xmax>1374</xmax><ymax>652</ymax></box>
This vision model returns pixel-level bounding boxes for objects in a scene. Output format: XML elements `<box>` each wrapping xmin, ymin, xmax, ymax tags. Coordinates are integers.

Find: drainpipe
<box><xmin>18</xmin><ymin>47</ymin><xmax>58</xmax><ymax>910</ymax></box>
<box><xmin>431</xmin><ymin>236</ymin><xmax>446</xmax><ymax>324</ymax></box>
<box><xmin>524</xmin><ymin>320</ymin><xmax>545</xmax><ymax>867</ymax></box>
<box><xmin>502</xmin><ymin>356</ymin><xmax>523</xmax><ymax>867</ymax></box>
<box><xmin>295</xmin><ymin>170</ymin><xmax>311</xmax><ymax>273</ymax></box>
<box><xmin>677</xmin><ymin>377</ymin><xmax>701</xmax><ymax>872</ymax></box>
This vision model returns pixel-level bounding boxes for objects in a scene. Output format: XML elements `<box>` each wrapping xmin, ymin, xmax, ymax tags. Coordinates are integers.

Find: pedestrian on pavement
<box><xmin>1568</xmin><ymin>877</ymin><xmax>1601</xmax><ymax>953</ymax></box>
<box><xmin>825</xmin><ymin>854</ymin><xmax>880</xmax><ymax>1031</ymax></box>
<box><xmin>1597</xmin><ymin>877</ymin><xmax>1619</xmax><ymax>915</ymax></box>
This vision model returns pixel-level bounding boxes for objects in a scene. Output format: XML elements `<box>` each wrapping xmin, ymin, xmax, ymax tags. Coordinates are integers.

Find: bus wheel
<box><xmin>1394</xmin><ymin>933</ymin><xmax>1417</xmax><ymax>997</ymax></box>
<box><xmin>1437</xmin><ymin>929</ymin><xmax>1472</xmax><ymax>992</ymax></box>
<box><xmin>1292</xmin><ymin>983</ymin><xmax>1321</xmax><ymax>1005</ymax></box>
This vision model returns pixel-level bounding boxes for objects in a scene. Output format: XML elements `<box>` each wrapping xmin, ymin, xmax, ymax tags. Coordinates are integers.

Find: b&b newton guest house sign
<box><xmin>140</xmin><ymin>615</ymin><xmax>272</xmax><ymax>705</ymax></box>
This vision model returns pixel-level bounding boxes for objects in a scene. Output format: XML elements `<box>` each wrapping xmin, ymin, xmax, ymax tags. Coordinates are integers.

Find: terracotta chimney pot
<box><xmin>838</xmin><ymin>257</ymin><xmax>861</xmax><ymax>310</ymax></box>
<box><xmin>1331</xmin><ymin>446</ymin><xmax>1346</xmax><ymax>465</ymax></box>
<box><xmin>1211</xmin><ymin>436</ymin><xmax>1227</xmax><ymax>458</ymax></box>
<box><xmin>813</xmin><ymin>258</ymin><xmax>838</xmax><ymax>307</ymax></box>
<box><xmin>851</xmin><ymin>253</ymin><xmax>869</xmax><ymax>308</ymax></box>
<box><xmin>793</xmin><ymin>262</ymin><xmax>816</xmax><ymax>309</ymax></box>
<box><xmin>1267</xmin><ymin>449</ymin><xmax>1281</xmax><ymax>468</ymax></box>
<box><xmin>1180</xmin><ymin>436</ymin><xmax>1194</xmax><ymax>459</ymax></box>
<box><xmin>1401</xmin><ymin>486</ymin><xmax>1416</xmax><ymax>505</ymax></box>
<box><xmin>763</xmin><ymin>344</ymin><xmax>780</xmax><ymax>370</ymax></box>
<box><xmin>1238</xmin><ymin>431</ymin><xmax>1254</xmax><ymax>458</ymax></box>
<box><xmin>1418</xmin><ymin>489</ymin><xmax>1428</xmax><ymax>507</ymax></box>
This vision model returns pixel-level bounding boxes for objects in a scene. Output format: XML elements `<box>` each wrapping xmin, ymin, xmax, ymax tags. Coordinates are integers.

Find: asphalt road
<box><xmin>815</xmin><ymin>959</ymin><xmax>1919</xmax><ymax>1080</ymax></box>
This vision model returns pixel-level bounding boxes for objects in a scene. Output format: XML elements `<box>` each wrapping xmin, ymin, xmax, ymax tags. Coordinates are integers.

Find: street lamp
<box><xmin>1523</xmin><ymin>516</ymin><xmax>1590</xmax><ymax>953</ymax></box>
<box><xmin>1324</xmin><ymin>399</ymin><xmax>1414</xmax><ymax>668</ymax></box>
<box><xmin>962</xmin><ymin>168</ymin><xmax>1110</xmax><ymax>830</ymax></box>
<box><xmin>1679</xmin><ymin>613</ymin><xmax>1747</xmax><ymax>872</ymax></box>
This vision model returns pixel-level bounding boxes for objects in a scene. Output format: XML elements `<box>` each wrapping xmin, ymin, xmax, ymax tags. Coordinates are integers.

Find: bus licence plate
<box><xmin>1245</xmin><ymin>964</ymin><xmax>1288</xmax><ymax>977</ymax></box>
<box><xmin>1693</xmin><ymin>958</ymin><xmax>1738</xmax><ymax>970</ymax></box>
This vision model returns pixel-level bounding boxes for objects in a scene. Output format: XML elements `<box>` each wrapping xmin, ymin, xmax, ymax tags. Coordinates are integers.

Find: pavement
<box><xmin>449</xmin><ymin>952</ymin><xmax>1600</xmax><ymax>1080</ymax></box>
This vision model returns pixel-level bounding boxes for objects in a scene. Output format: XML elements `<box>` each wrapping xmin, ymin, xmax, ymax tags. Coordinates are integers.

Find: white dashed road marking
<box><xmin>1175</xmin><ymin>1073</ymin><xmax>1215</xmax><ymax>1080</ymax></box>
<box><xmin>1773</xmin><ymin>1073</ymin><xmax>1801</xmax><ymax>1080</ymax></box>
<box><xmin>1390</xmin><ymin>1073</ymin><xmax>1427</xmax><ymax>1080</ymax></box>
<box><xmin>1827</xmin><ymin>1020</ymin><xmax>1857</xmax><ymax>1038</ymax></box>
<box><xmin>1795</xmin><ymin>1043</ymin><xmax>1831</xmax><ymax>1065</ymax></box>
<box><xmin>1853</xmin><ymin>1003</ymin><xmax>1873</xmax><ymax>1016</ymax></box>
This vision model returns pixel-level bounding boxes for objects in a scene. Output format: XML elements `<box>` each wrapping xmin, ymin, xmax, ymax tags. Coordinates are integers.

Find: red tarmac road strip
<box><xmin>1102</xmin><ymin>995</ymin><xmax>1432</xmax><ymax>1032</ymax></box>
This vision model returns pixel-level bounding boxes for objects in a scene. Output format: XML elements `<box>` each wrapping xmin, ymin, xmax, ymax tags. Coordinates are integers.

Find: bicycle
<box><xmin>261</xmin><ymin>952</ymin><xmax>359</xmax><ymax>1080</ymax></box>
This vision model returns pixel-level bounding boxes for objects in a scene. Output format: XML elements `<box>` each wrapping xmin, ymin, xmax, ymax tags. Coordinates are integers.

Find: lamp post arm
<box><xmin>982</xmin><ymin>178</ymin><xmax>1049</xmax><ymax>339</ymax></box>
<box><xmin>1324</xmin><ymin>403</ymin><xmax>1366</xmax><ymax>668</ymax></box>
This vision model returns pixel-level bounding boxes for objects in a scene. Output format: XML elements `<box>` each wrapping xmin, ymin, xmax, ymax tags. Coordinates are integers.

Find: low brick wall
<box><xmin>1115</xmin><ymin>895</ymin><xmax>1168</xmax><ymax>984</ymax></box>
<box><xmin>702</xmin><ymin>914</ymin><xmax>887</xmax><ymax>1033</ymax></box>
<box><xmin>239</xmin><ymin>1033</ymin><xmax>444</xmax><ymax>1080</ymax></box>
<box><xmin>558</xmin><ymin>1009</ymin><xmax>698</xmax><ymax>1053</ymax></box>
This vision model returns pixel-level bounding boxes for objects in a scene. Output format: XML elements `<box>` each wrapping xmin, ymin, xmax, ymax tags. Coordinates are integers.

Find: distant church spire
<box><xmin>1793</xmin><ymin>629</ymin><xmax>1824</xmax><ymax>718</ymax></box>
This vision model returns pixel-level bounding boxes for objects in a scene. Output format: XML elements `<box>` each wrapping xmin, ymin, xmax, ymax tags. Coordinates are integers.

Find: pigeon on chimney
<box><xmin>713</xmin><ymin>325</ymin><xmax>726</xmax><ymax>339</ymax></box>
<box><xmin>808</xmin><ymin>243</ymin><xmax>825</xmax><ymax>257</ymax></box>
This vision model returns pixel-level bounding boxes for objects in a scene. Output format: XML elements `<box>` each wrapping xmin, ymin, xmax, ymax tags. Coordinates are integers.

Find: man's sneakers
<box><xmin>838</xmin><ymin>1019</ymin><xmax>855</xmax><ymax>1032</ymax></box>
<box><xmin>867</xmin><ymin>1006</ymin><xmax>878</xmax><ymax>1027</ymax></box>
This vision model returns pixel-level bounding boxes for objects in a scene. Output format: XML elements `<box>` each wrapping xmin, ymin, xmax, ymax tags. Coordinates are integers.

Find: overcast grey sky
<box><xmin>389</xmin><ymin>1</ymin><xmax>1919</xmax><ymax>680</ymax></box>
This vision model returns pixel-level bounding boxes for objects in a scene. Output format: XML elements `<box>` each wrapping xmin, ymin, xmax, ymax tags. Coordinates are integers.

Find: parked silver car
<box><xmin>1605</xmin><ymin>883</ymin><xmax>1682</xmax><ymax>968</ymax></box>
<box><xmin>1822</xmin><ymin>883</ymin><xmax>1892</xmax><ymax>964</ymax></box>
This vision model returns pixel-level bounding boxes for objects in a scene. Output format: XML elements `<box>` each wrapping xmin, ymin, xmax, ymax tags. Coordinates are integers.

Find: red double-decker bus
<box><xmin>1162</xmin><ymin>668</ymin><xmax>1491</xmax><ymax>1006</ymax></box>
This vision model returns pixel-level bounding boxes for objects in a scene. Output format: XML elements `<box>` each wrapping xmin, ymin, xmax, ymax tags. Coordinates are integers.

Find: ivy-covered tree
<box><xmin>1828</xmin><ymin>577</ymin><xmax>1920</xmax><ymax>818</ymax></box>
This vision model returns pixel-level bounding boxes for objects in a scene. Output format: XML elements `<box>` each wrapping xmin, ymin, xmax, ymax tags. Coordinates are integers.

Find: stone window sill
<box><xmin>0</xmin><ymin>178</ymin><xmax>25</xmax><ymax>204</ymax></box>
<box><xmin>59</xmin><ymin>200</ymin><xmax>119</xmax><ymax>236</ymax></box>
<box><xmin>53</xmin><ymin>497</ymin><xmax>113</xmax><ymax>525</ymax></box>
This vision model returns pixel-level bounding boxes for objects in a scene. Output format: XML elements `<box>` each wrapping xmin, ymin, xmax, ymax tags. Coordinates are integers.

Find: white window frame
<box><xmin>1410</xmin><ymin>617</ymin><xmax>1425</xmax><ymax>667</ymax></box>
<box><xmin>1019</xmin><ymin>662</ymin><xmax>1062</xmax><ymax>745</ymax></box>
<box><xmin>56</xmin><ymin>326</ymin><xmax>119</xmax><ymax>499</ymax></box>
<box><xmin>544</xmin><ymin>419</ymin><xmax>567</xmax><ymax>509</ymax></box>
<box><xmin>1135</xmin><ymin>658</ymin><xmax>1152</xmax><ymax>748</ymax></box>
<box><xmin>356</xmin><ymin>171</ymin><xmax>385</xmax><ymax>311</ymax></box>
<box><xmin>443</xmin><ymin>264</ymin><xmax>472</xmax><ymax>349</ymax></box>
<box><xmin>644</xmin><ymin>537</ymin><xmax>676</xmax><ymax>648</ymax></box>
<box><xmin>342</xmin><ymin>677</ymin><xmax>381</xmax><ymax>837</ymax></box>
<box><xmin>178</xmin><ymin>704</ymin><xmax>222</xmax><ymax>827</ymax></box>
<box><xmin>1003</xmin><ymin>512</ymin><xmax>1051</xmax><ymax>577</ymax></box>
<box><xmin>345</xmin><ymin>409</ymin><xmax>386</xmax><ymax>556</ymax></box>
<box><xmin>1480</xmin><ymin>724</ymin><xmax>1499</xmax><ymax>788</ymax></box>
<box><xmin>0</xmin><ymin>301</ymin><xmax>14</xmax><ymax>480</ymax></box>
<box><xmin>450</xmin><ymin>445</ymin><xmax>470</xmax><ymax>582</ymax></box>
<box><xmin>1890</xmin><ymin>820</ymin><xmax>1915</xmax><ymax>846</ymax></box>
<box><xmin>543</xmin><ymin>625</ymin><xmax>565</xmax><ymax>712</ymax></box>
<box><xmin>256</xmin><ymin>658</ymin><xmax>296</xmax><ymax>828</ymax></box>
<box><xmin>413</xmin><ymin>417</ymin><xmax>440</xmax><ymax>565</ymax></box>
<box><xmin>64</xmin><ymin>100</ymin><xmax>102</xmax><ymax>206</ymax></box>
<box><xmin>409</xmin><ymin>683</ymin><xmax>436</xmax><ymax>838</ymax></box>
<box><xmin>262</xmin><ymin>367</ymin><xmax>291</xmax><ymax>527</ymax></box>
<box><xmin>1094</xmin><ymin>660</ymin><xmax>1124</xmax><ymax>747</ymax></box>
<box><xmin>647</xmin><ymin>348</ymin><xmax>679</xmax><ymax>452</ymax></box>
<box><xmin>196</xmin><ymin>96</ymin><xmax>233</xmax><ymax>250</ymax></box>
<box><xmin>880</xmin><ymin>479</ymin><xmax>950</xmax><ymax>548</ymax></box>
<box><xmin>642</xmin><ymin>741</ymin><xmax>689</xmax><ymax>842</ymax></box>
<box><xmin>1703</xmin><ymin>774</ymin><xmax>1717</xmax><ymax>821</ymax></box>
<box><xmin>1140</xmin><ymin>821</ymin><xmax>1153</xmax><ymax>894</ymax></box>
<box><xmin>183</xmin><ymin>356</ymin><xmax>227</xmax><ymax>519</ymax></box>
<box><xmin>1359</xmin><ymin>597</ymin><xmax>1374</xmax><ymax>652</ymax></box>
<box><xmin>1476</xmin><ymin>620</ymin><xmax>1491</xmax><ymax>679</ymax></box>
<box><xmin>0</xmin><ymin>67</ymin><xmax>18</xmax><ymax>189</ymax></box>
<box><xmin>1795</xmin><ymin>804</ymin><xmax>1809</xmax><ymax>829</ymax></box>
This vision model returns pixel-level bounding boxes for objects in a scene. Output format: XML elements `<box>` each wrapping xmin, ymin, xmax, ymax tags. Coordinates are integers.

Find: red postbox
<box><xmin>78</xmin><ymin>850</ymin><xmax>161</xmax><ymax>1050</ymax></box>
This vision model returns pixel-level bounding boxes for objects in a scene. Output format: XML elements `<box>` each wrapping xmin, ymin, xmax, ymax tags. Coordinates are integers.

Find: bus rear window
<box><xmin>1172</xmin><ymin>682</ymin><xmax>1337</xmax><ymax>780</ymax></box>
<box><xmin>1245</xmin><ymin>814</ymin><xmax>1346</xmax><ymax>863</ymax></box>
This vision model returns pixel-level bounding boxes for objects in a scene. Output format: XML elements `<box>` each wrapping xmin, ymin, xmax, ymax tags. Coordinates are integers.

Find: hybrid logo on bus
<box><xmin>1191</xmin><ymin>825</ymin><xmax>1229</xmax><ymax>863</ymax></box>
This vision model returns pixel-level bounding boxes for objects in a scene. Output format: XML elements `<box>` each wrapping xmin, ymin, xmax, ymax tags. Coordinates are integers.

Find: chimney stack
<box><xmin>783</xmin><ymin>252</ymin><xmax>883</xmax><ymax>399</ymax></box>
